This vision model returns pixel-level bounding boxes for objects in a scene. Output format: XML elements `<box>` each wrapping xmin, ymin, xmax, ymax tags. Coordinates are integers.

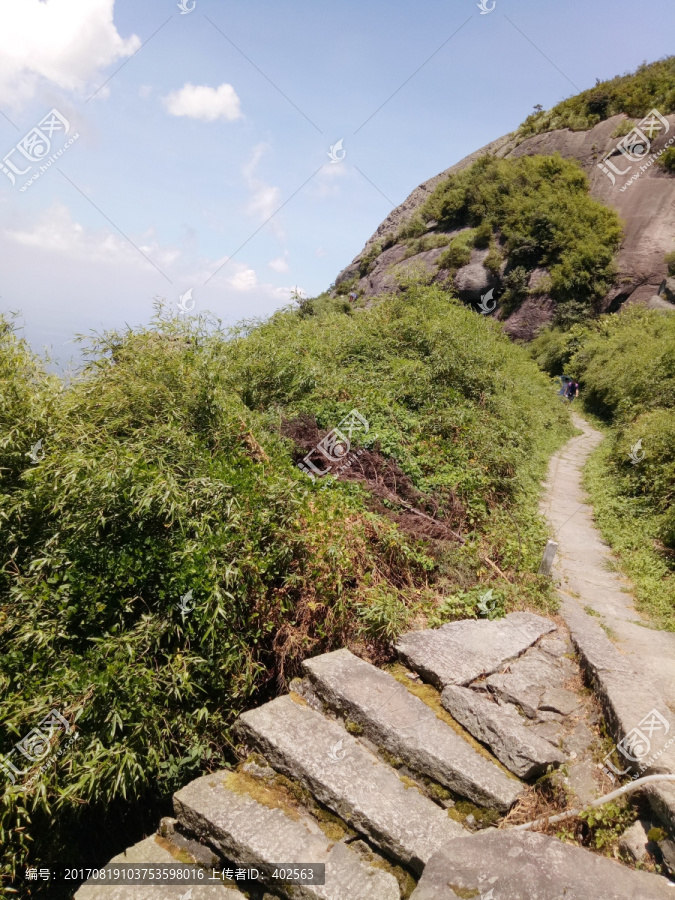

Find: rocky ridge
<box><xmin>334</xmin><ymin>115</ymin><xmax>675</xmax><ymax>338</ymax></box>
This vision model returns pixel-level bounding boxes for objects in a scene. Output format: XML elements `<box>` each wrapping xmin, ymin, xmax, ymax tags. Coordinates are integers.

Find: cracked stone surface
<box><xmin>441</xmin><ymin>684</ymin><xmax>565</xmax><ymax>779</ymax></box>
<box><xmin>409</xmin><ymin>830</ymin><xmax>675</xmax><ymax>899</ymax></box>
<box><xmin>302</xmin><ymin>648</ymin><xmax>522</xmax><ymax>811</ymax></box>
<box><xmin>395</xmin><ymin>613</ymin><xmax>556</xmax><ymax>688</ymax></box>
<box><xmin>235</xmin><ymin>694</ymin><xmax>464</xmax><ymax>873</ymax></box>
<box><xmin>74</xmin><ymin>834</ymin><xmax>245</xmax><ymax>900</ymax></box>
<box><xmin>174</xmin><ymin>772</ymin><xmax>400</xmax><ymax>900</ymax></box>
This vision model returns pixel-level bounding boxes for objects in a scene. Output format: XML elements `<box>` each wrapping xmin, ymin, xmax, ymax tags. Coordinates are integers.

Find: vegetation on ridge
<box><xmin>519</xmin><ymin>56</ymin><xmax>675</xmax><ymax>137</ymax></box>
<box><xmin>395</xmin><ymin>154</ymin><xmax>623</xmax><ymax>320</ymax></box>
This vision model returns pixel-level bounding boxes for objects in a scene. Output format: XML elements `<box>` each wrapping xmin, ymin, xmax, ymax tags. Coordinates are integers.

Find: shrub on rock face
<box><xmin>519</xmin><ymin>56</ymin><xmax>675</xmax><ymax>136</ymax></box>
<box><xmin>666</xmin><ymin>251</ymin><xmax>675</xmax><ymax>277</ymax></box>
<box><xmin>658</xmin><ymin>147</ymin><xmax>675</xmax><ymax>174</ymax></box>
<box><xmin>402</xmin><ymin>154</ymin><xmax>622</xmax><ymax>316</ymax></box>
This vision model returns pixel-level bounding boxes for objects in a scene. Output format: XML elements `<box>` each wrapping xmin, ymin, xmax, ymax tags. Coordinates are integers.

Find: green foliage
<box><xmin>401</xmin><ymin>154</ymin><xmax>622</xmax><ymax>314</ymax></box>
<box><xmin>580</xmin><ymin>800</ymin><xmax>638</xmax><ymax>852</ymax></box>
<box><xmin>404</xmin><ymin>233</ymin><xmax>453</xmax><ymax>258</ymax></box>
<box><xmin>666</xmin><ymin>251</ymin><xmax>675</xmax><ymax>276</ymax></box>
<box><xmin>657</xmin><ymin>147</ymin><xmax>675</xmax><ymax>173</ymax></box>
<box><xmin>611</xmin><ymin>118</ymin><xmax>637</xmax><ymax>138</ymax></box>
<box><xmin>519</xmin><ymin>57</ymin><xmax>675</xmax><ymax>137</ymax></box>
<box><xmin>438</xmin><ymin>229</ymin><xmax>476</xmax><ymax>271</ymax></box>
<box><xmin>483</xmin><ymin>242</ymin><xmax>503</xmax><ymax>275</ymax></box>
<box><xmin>533</xmin><ymin>307</ymin><xmax>675</xmax><ymax>625</ymax></box>
<box><xmin>0</xmin><ymin>295</ymin><xmax>571</xmax><ymax>886</ymax></box>
<box><xmin>358</xmin><ymin>241</ymin><xmax>384</xmax><ymax>277</ymax></box>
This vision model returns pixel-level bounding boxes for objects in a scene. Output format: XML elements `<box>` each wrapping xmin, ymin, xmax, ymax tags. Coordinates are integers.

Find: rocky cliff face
<box><xmin>335</xmin><ymin>114</ymin><xmax>675</xmax><ymax>339</ymax></box>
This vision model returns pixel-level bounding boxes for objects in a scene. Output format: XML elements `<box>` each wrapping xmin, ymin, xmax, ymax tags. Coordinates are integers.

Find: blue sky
<box><xmin>1</xmin><ymin>0</ymin><xmax>674</xmax><ymax>363</ymax></box>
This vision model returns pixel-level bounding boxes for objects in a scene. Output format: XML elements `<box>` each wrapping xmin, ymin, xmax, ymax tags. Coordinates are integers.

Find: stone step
<box><xmin>74</xmin><ymin>833</ymin><xmax>244</xmax><ymax>899</ymax></box>
<box><xmin>395</xmin><ymin>612</ymin><xmax>556</xmax><ymax>688</ymax></box>
<box><xmin>441</xmin><ymin>685</ymin><xmax>565</xmax><ymax>779</ymax></box>
<box><xmin>235</xmin><ymin>694</ymin><xmax>465</xmax><ymax>874</ymax></box>
<box><xmin>302</xmin><ymin>648</ymin><xmax>523</xmax><ymax>812</ymax></box>
<box><xmin>409</xmin><ymin>830</ymin><xmax>675</xmax><ymax>899</ymax></box>
<box><xmin>173</xmin><ymin>771</ymin><xmax>400</xmax><ymax>900</ymax></box>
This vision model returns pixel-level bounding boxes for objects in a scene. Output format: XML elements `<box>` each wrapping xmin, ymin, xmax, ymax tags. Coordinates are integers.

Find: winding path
<box><xmin>540</xmin><ymin>412</ymin><xmax>675</xmax><ymax>700</ymax></box>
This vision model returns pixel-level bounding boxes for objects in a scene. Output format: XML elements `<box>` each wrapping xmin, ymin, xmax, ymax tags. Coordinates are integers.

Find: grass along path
<box><xmin>539</xmin><ymin>412</ymin><xmax>675</xmax><ymax>701</ymax></box>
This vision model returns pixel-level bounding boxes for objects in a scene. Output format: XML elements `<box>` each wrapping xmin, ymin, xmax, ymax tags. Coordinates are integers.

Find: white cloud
<box><xmin>228</xmin><ymin>265</ymin><xmax>257</xmax><ymax>291</ymax></box>
<box><xmin>268</xmin><ymin>254</ymin><xmax>289</xmax><ymax>273</ymax></box>
<box><xmin>243</xmin><ymin>143</ymin><xmax>282</xmax><ymax>222</ymax></box>
<box><xmin>315</xmin><ymin>247</ymin><xmax>327</xmax><ymax>257</ymax></box>
<box><xmin>4</xmin><ymin>203</ymin><xmax>181</xmax><ymax>270</ymax></box>
<box><xmin>0</xmin><ymin>0</ymin><xmax>140</xmax><ymax>106</ymax></box>
<box><xmin>162</xmin><ymin>83</ymin><xmax>242</xmax><ymax>122</ymax></box>
<box><xmin>311</xmin><ymin>160</ymin><xmax>349</xmax><ymax>198</ymax></box>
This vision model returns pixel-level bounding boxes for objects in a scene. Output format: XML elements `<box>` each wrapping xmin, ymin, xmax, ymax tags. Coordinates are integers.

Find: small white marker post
<box><xmin>538</xmin><ymin>540</ymin><xmax>559</xmax><ymax>576</ymax></box>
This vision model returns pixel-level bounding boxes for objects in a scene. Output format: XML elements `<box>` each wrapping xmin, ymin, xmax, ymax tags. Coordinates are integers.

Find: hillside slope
<box><xmin>336</xmin><ymin>59</ymin><xmax>675</xmax><ymax>338</ymax></box>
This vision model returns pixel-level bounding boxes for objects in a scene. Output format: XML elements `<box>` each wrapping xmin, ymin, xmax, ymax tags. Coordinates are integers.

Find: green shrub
<box><xmin>657</xmin><ymin>147</ymin><xmax>675</xmax><ymax>174</ymax></box>
<box><xmin>358</xmin><ymin>241</ymin><xmax>384</xmax><ymax>277</ymax></box>
<box><xmin>404</xmin><ymin>233</ymin><xmax>453</xmax><ymax>257</ymax></box>
<box><xmin>438</xmin><ymin>230</ymin><xmax>475</xmax><ymax>271</ymax></box>
<box><xmin>519</xmin><ymin>57</ymin><xmax>675</xmax><ymax>137</ymax></box>
<box><xmin>408</xmin><ymin>154</ymin><xmax>622</xmax><ymax>313</ymax></box>
<box><xmin>611</xmin><ymin>118</ymin><xmax>636</xmax><ymax>138</ymax></box>
<box><xmin>484</xmin><ymin>242</ymin><xmax>503</xmax><ymax>275</ymax></box>
<box><xmin>666</xmin><ymin>251</ymin><xmax>675</xmax><ymax>276</ymax></box>
<box><xmin>0</xmin><ymin>293</ymin><xmax>571</xmax><ymax>887</ymax></box>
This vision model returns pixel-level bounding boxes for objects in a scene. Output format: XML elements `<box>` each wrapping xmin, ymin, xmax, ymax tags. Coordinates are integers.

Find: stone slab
<box><xmin>561</xmin><ymin>597</ymin><xmax>675</xmax><ymax>832</ymax></box>
<box><xmin>74</xmin><ymin>834</ymin><xmax>243</xmax><ymax>900</ymax></box>
<box><xmin>173</xmin><ymin>772</ymin><xmax>400</xmax><ymax>900</ymax></box>
<box><xmin>441</xmin><ymin>685</ymin><xmax>565</xmax><ymax>779</ymax></box>
<box><xmin>409</xmin><ymin>830</ymin><xmax>674</xmax><ymax>899</ymax></box>
<box><xmin>619</xmin><ymin>819</ymin><xmax>651</xmax><ymax>863</ymax></box>
<box><xmin>235</xmin><ymin>695</ymin><xmax>464</xmax><ymax>873</ymax></box>
<box><xmin>302</xmin><ymin>649</ymin><xmax>522</xmax><ymax>811</ymax></box>
<box><xmin>395</xmin><ymin>613</ymin><xmax>556</xmax><ymax>688</ymax></box>
<box><xmin>485</xmin><ymin>649</ymin><xmax>571</xmax><ymax>719</ymax></box>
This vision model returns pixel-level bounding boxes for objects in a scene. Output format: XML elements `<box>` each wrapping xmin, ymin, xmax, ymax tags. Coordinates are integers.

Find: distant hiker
<box><xmin>565</xmin><ymin>380</ymin><xmax>579</xmax><ymax>402</ymax></box>
<box><xmin>348</xmin><ymin>291</ymin><xmax>358</xmax><ymax>303</ymax></box>
<box><xmin>558</xmin><ymin>375</ymin><xmax>572</xmax><ymax>400</ymax></box>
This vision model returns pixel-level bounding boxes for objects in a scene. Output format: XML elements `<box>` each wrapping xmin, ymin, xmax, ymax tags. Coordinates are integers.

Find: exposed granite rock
<box><xmin>409</xmin><ymin>830</ymin><xmax>675</xmax><ymax>899</ymax></box>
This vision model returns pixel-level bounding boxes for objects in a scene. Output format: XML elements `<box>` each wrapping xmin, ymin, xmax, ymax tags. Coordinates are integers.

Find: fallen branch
<box><xmin>510</xmin><ymin>773</ymin><xmax>675</xmax><ymax>832</ymax></box>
